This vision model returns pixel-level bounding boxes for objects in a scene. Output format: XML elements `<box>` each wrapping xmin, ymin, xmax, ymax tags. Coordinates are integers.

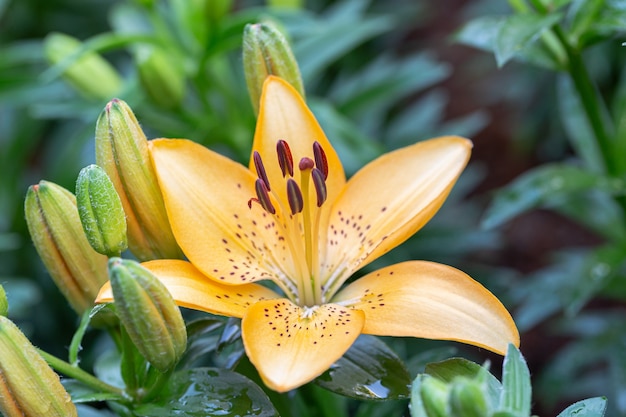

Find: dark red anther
<box><xmin>276</xmin><ymin>140</ymin><xmax>294</xmax><ymax>177</ymax></box>
<box><xmin>253</xmin><ymin>151</ymin><xmax>271</xmax><ymax>191</ymax></box>
<box><xmin>311</xmin><ymin>168</ymin><xmax>327</xmax><ymax>207</ymax></box>
<box><xmin>254</xmin><ymin>179</ymin><xmax>275</xmax><ymax>214</ymax></box>
<box><xmin>286</xmin><ymin>179</ymin><xmax>303</xmax><ymax>215</ymax></box>
<box><xmin>299</xmin><ymin>157</ymin><xmax>315</xmax><ymax>171</ymax></box>
<box><xmin>313</xmin><ymin>142</ymin><xmax>328</xmax><ymax>180</ymax></box>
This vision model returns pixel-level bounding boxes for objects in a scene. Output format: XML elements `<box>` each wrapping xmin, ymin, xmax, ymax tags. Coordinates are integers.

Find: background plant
<box><xmin>456</xmin><ymin>0</ymin><xmax>626</xmax><ymax>414</ymax></box>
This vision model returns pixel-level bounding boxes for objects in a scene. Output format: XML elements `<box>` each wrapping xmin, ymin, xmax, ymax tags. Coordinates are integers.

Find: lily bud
<box><xmin>243</xmin><ymin>22</ymin><xmax>304</xmax><ymax>115</ymax></box>
<box><xmin>136</xmin><ymin>46</ymin><xmax>185</xmax><ymax>109</ymax></box>
<box><xmin>25</xmin><ymin>181</ymin><xmax>108</xmax><ymax>315</ymax></box>
<box><xmin>0</xmin><ymin>316</ymin><xmax>77</xmax><ymax>417</ymax></box>
<box><xmin>108</xmin><ymin>258</ymin><xmax>187</xmax><ymax>371</ymax></box>
<box><xmin>419</xmin><ymin>375</ymin><xmax>449</xmax><ymax>417</ymax></box>
<box><xmin>449</xmin><ymin>379</ymin><xmax>489</xmax><ymax>417</ymax></box>
<box><xmin>0</xmin><ymin>284</ymin><xmax>7</xmax><ymax>317</ymax></box>
<box><xmin>44</xmin><ymin>32</ymin><xmax>122</xmax><ymax>100</ymax></box>
<box><xmin>76</xmin><ymin>164</ymin><xmax>128</xmax><ymax>257</ymax></box>
<box><xmin>95</xmin><ymin>99</ymin><xmax>183</xmax><ymax>261</ymax></box>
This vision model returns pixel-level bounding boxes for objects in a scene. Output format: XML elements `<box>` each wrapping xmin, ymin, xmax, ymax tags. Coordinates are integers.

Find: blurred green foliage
<box><xmin>457</xmin><ymin>0</ymin><xmax>626</xmax><ymax>415</ymax></box>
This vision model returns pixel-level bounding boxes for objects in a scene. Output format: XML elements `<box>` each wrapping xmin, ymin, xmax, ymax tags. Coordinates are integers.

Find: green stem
<box><xmin>529</xmin><ymin>0</ymin><xmax>615</xmax><ymax>174</ymax></box>
<box><xmin>38</xmin><ymin>349</ymin><xmax>130</xmax><ymax>401</ymax></box>
<box><xmin>553</xmin><ymin>27</ymin><xmax>616</xmax><ymax>175</ymax></box>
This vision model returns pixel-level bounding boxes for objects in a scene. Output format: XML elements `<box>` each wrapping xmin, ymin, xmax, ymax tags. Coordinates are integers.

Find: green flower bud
<box><xmin>243</xmin><ymin>21</ymin><xmax>304</xmax><ymax>115</ymax></box>
<box><xmin>0</xmin><ymin>284</ymin><xmax>7</xmax><ymax>317</ymax></box>
<box><xmin>44</xmin><ymin>32</ymin><xmax>122</xmax><ymax>100</ymax></box>
<box><xmin>0</xmin><ymin>316</ymin><xmax>77</xmax><ymax>417</ymax></box>
<box><xmin>25</xmin><ymin>181</ymin><xmax>108</xmax><ymax>315</ymax></box>
<box><xmin>108</xmin><ymin>258</ymin><xmax>187</xmax><ymax>371</ymax></box>
<box><xmin>449</xmin><ymin>379</ymin><xmax>489</xmax><ymax>417</ymax></box>
<box><xmin>76</xmin><ymin>164</ymin><xmax>128</xmax><ymax>257</ymax></box>
<box><xmin>420</xmin><ymin>375</ymin><xmax>449</xmax><ymax>417</ymax></box>
<box><xmin>136</xmin><ymin>46</ymin><xmax>185</xmax><ymax>109</ymax></box>
<box><xmin>95</xmin><ymin>99</ymin><xmax>183</xmax><ymax>261</ymax></box>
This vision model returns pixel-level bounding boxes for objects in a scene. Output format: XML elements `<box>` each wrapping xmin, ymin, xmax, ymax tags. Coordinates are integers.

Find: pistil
<box><xmin>248</xmin><ymin>140</ymin><xmax>330</xmax><ymax>307</ymax></box>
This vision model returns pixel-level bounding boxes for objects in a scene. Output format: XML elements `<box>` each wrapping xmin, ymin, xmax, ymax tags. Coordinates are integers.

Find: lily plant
<box><xmin>98</xmin><ymin>76</ymin><xmax>519</xmax><ymax>392</ymax></box>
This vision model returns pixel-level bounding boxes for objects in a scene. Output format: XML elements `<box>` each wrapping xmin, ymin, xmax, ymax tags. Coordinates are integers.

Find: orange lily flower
<box><xmin>97</xmin><ymin>76</ymin><xmax>519</xmax><ymax>392</ymax></box>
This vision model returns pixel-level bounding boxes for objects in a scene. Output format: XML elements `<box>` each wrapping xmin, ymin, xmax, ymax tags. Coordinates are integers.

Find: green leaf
<box><xmin>69</xmin><ymin>304</ymin><xmax>111</xmax><ymax>365</ymax></box>
<box><xmin>315</xmin><ymin>335</ymin><xmax>411</xmax><ymax>400</ymax></box>
<box><xmin>481</xmin><ymin>163</ymin><xmax>626</xmax><ymax>230</ymax></box>
<box><xmin>558</xmin><ymin>75</ymin><xmax>606</xmax><ymax>173</ymax></box>
<box><xmin>564</xmin><ymin>245</ymin><xmax>626</xmax><ymax>316</ymax></box>
<box><xmin>93</xmin><ymin>346</ymin><xmax>125</xmax><ymax>390</ymax></box>
<box><xmin>178</xmin><ymin>317</ymin><xmax>224</xmax><ymax>368</ymax></box>
<box><xmin>62</xmin><ymin>379</ymin><xmax>126</xmax><ymax>404</ymax></box>
<box><xmin>294</xmin><ymin>13</ymin><xmax>396</xmax><ymax>81</ymax></box>
<box><xmin>76</xmin><ymin>404</ymin><xmax>118</xmax><ymax>417</ymax></box>
<box><xmin>455</xmin><ymin>16</ymin><xmax>503</xmax><ymax>52</ymax></box>
<box><xmin>494</xmin><ymin>13</ymin><xmax>562</xmax><ymax>67</ymax></box>
<box><xmin>556</xmin><ymin>397</ymin><xmax>607</xmax><ymax>417</ymax></box>
<box><xmin>568</xmin><ymin>0</ymin><xmax>605</xmax><ymax>46</ymax></box>
<box><xmin>500</xmin><ymin>345</ymin><xmax>531</xmax><ymax>416</ymax></box>
<box><xmin>133</xmin><ymin>368</ymin><xmax>278</xmax><ymax>417</ymax></box>
<box><xmin>554</xmin><ymin>190</ymin><xmax>626</xmax><ymax>241</ymax></box>
<box><xmin>425</xmin><ymin>357</ymin><xmax>502</xmax><ymax>408</ymax></box>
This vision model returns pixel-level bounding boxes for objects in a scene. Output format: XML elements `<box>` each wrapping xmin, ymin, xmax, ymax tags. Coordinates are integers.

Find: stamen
<box><xmin>276</xmin><ymin>140</ymin><xmax>294</xmax><ymax>177</ymax></box>
<box><xmin>311</xmin><ymin>168</ymin><xmax>327</xmax><ymax>207</ymax></box>
<box><xmin>313</xmin><ymin>142</ymin><xmax>328</xmax><ymax>180</ymax></box>
<box><xmin>286</xmin><ymin>179</ymin><xmax>303</xmax><ymax>215</ymax></box>
<box><xmin>254</xmin><ymin>179</ymin><xmax>275</xmax><ymax>214</ymax></box>
<box><xmin>253</xmin><ymin>151</ymin><xmax>271</xmax><ymax>191</ymax></box>
<box><xmin>299</xmin><ymin>157</ymin><xmax>314</xmax><ymax>171</ymax></box>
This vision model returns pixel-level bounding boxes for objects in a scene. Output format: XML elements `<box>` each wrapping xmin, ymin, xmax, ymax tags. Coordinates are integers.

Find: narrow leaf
<box><xmin>494</xmin><ymin>13</ymin><xmax>562</xmax><ymax>67</ymax></box>
<box><xmin>481</xmin><ymin>163</ymin><xmax>625</xmax><ymax>230</ymax></box>
<box><xmin>500</xmin><ymin>344</ymin><xmax>531</xmax><ymax>416</ymax></box>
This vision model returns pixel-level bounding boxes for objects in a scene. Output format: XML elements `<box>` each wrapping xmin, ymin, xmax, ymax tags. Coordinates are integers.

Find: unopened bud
<box><xmin>0</xmin><ymin>316</ymin><xmax>77</xmax><ymax>417</ymax></box>
<box><xmin>25</xmin><ymin>181</ymin><xmax>108</xmax><ymax>315</ymax></box>
<box><xmin>107</xmin><ymin>258</ymin><xmax>187</xmax><ymax>371</ymax></box>
<box><xmin>420</xmin><ymin>375</ymin><xmax>449</xmax><ymax>417</ymax></box>
<box><xmin>76</xmin><ymin>164</ymin><xmax>128</xmax><ymax>257</ymax></box>
<box><xmin>243</xmin><ymin>22</ymin><xmax>304</xmax><ymax>115</ymax></box>
<box><xmin>95</xmin><ymin>99</ymin><xmax>183</xmax><ymax>261</ymax></box>
<box><xmin>136</xmin><ymin>46</ymin><xmax>185</xmax><ymax>109</ymax></box>
<box><xmin>449</xmin><ymin>379</ymin><xmax>488</xmax><ymax>417</ymax></box>
<box><xmin>44</xmin><ymin>32</ymin><xmax>122</xmax><ymax>100</ymax></box>
<box><xmin>0</xmin><ymin>284</ymin><xmax>7</xmax><ymax>317</ymax></box>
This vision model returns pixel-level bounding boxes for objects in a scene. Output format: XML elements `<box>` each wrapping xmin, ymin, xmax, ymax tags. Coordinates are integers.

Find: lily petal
<box><xmin>242</xmin><ymin>298</ymin><xmax>365</xmax><ymax>392</ymax></box>
<box><xmin>150</xmin><ymin>138</ymin><xmax>300</xmax><ymax>294</ymax></box>
<box><xmin>333</xmin><ymin>261</ymin><xmax>519</xmax><ymax>355</ymax></box>
<box><xmin>96</xmin><ymin>260</ymin><xmax>280</xmax><ymax>318</ymax></box>
<box><xmin>252</xmin><ymin>76</ymin><xmax>345</xmax><ymax>209</ymax></box>
<box><xmin>322</xmin><ymin>136</ymin><xmax>472</xmax><ymax>291</ymax></box>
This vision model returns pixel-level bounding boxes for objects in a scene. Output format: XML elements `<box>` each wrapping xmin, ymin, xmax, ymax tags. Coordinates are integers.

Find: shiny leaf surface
<box><xmin>134</xmin><ymin>368</ymin><xmax>278</xmax><ymax>417</ymax></box>
<box><xmin>315</xmin><ymin>335</ymin><xmax>410</xmax><ymax>400</ymax></box>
